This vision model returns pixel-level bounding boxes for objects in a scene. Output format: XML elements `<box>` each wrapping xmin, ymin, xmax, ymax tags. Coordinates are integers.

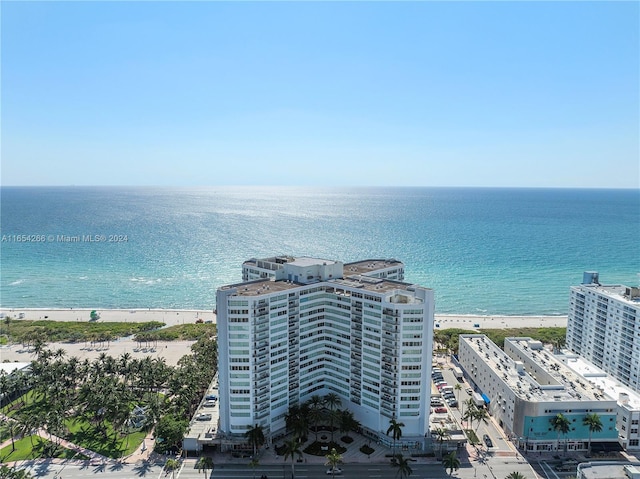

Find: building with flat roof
<box><xmin>566</xmin><ymin>272</ymin><xmax>640</xmax><ymax>393</ymax></box>
<box><xmin>576</xmin><ymin>461</ymin><xmax>640</xmax><ymax>479</ymax></box>
<box><xmin>242</xmin><ymin>256</ymin><xmax>404</xmax><ymax>282</ymax></box>
<box><xmin>218</xmin><ymin>256</ymin><xmax>433</xmax><ymax>450</ymax></box>
<box><xmin>558</xmin><ymin>352</ymin><xmax>640</xmax><ymax>452</ymax></box>
<box><xmin>458</xmin><ymin>334</ymin><xmax>618</xmax><ymax>453</ymax></box>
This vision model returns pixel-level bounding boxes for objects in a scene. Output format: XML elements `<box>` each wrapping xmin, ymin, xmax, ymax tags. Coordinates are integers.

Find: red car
<box><xmin>433</xmin><ymin>407</ymin><xmax>447</xmax><ymax>414</ymax></box>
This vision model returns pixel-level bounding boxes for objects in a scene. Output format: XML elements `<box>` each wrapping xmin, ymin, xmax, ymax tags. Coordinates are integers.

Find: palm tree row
<box><xmin>285</xmin><ymin>393</ymin><xmax>361</xmax><ymax>445</ymax></box>
<box><xmin>461</xmin><ymin>399</ymin><xmax>489</xmax><ymax>432</ymax></box>
<box><xmin>549</xmin><ymin>411</ymin><xmax>603</xmax><ymax>456</ymax></box>
<box><xmin>4</xmin><ymin>334</ymin><xmax>218</xmax><ymax>458</ymax></box>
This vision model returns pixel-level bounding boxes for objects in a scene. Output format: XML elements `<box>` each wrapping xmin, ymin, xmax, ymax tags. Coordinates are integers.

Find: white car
<box><xmin>326</xmin><ymin>467</ymin><xmax>342</xmax><ymax>475</ymax></box>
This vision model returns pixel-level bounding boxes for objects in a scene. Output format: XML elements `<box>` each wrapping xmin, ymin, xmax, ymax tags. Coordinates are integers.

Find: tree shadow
<box><xmin>110</xmin><ymin>461</ymin><xmax>125</xmax><ymax>471</ymax></box>
<box><xmin>33</xmin><ymin>459</ymin><xmax>53</xmax><ymax>477</ymax></box>
<box><xmin>133</xmin><ymin>459</ymin><xmax>154</xmax><ymax>477</ymax></box>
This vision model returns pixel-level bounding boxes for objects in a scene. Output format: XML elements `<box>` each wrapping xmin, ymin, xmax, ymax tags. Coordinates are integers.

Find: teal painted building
<box><xmin>459</xmin><ymin>335</ymin><xmax>620</xmax><ymax>453</ymax></box>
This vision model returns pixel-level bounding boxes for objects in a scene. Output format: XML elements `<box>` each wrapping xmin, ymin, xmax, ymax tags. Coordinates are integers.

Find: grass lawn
<box><xmin>2</xmin><ymin>390</ymin><xmax>38</xmax><ymax>418</ymax></box>
<box><xmin>465</xmin><ymin>430</ymin><xmax>481</xmax><ymax>445</ymax></box>
<box><xmin>65</xmin><ymin>419</ymin><xmax>146</xmax><ymax>458</ymax></box>
<box><xmin>0</xmin><ymin>436</ymin><xmax>89</xmax><ymax>463</ymax></box>
<box><xmin>6</xmin><ymin>391</ymin><xmax>147</xmax><ymax>459</ymax></box>
<box><xmin>0</xmin><ymin>423</ymin><xmax>12</xmax><ymax>444</ymax></box>
<box><xmin>5</xmin><ymin>320</ymin><xmax>165</xmax><ymax>344</ymax></box>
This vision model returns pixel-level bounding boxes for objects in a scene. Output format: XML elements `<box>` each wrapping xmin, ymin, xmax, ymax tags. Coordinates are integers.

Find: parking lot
<box><xmin>431</xmin><ymin>359</ymin><xmax>517</xmax><ymax>457</ymax></box>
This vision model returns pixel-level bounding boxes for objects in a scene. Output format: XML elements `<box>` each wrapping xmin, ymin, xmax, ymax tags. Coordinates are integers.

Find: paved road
<box><xmin>13</xmin><ymin>459</ymin><xmax>165</xmax><ymax>479</ymax></box>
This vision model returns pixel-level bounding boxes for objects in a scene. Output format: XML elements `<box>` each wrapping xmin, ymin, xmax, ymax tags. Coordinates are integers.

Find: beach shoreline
<box><xmin>0</xmin><ymin>307</ymin><xmax>567</xmax><ymax>329</ymax></box>
<box><xmin>0</xmin><ymin>308</ymin><xmax>566</xmax><ymax>367</ymax></box>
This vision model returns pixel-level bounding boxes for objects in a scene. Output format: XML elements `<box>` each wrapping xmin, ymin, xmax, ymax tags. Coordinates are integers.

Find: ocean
<box><xmin>1</xmin><ymin>186</ymin><xmax>638</xmax><ymax>315</ymax></box>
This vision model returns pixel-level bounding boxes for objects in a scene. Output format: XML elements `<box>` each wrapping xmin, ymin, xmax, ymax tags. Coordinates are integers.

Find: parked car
<box><xmin>205</xmin><ymin>394</ymin><xmax>218</xmax><ymax>401</ymax></box>
<box><xmin>203</xmin><ymin>400</ymin><xmax>217</xmax><ymax>407</ymax></box>
<box><xmin>326</xmin><ymin>467</ymin><xmax>342</xmax><ymax>475</ymax></box>
<box><xmin>556</xmin><ymin>460</ymin><xmax>578</xmax><ymax>471</ymax></box>
<box><xmin>447</xmin><ymin>399</ymin><xmax>458</xmax><ymax>408</ymax></box>
<box><xmin>196</xmin><ymin>413</ymin><xmax>212</xmax><ymax>421</ymax></box>
<box><xmin>483</xmin><ymin>434</ymin><xmax>493</xmax><ymax>447</ymax></box>
<box><xmin>434</xmin><ymin>407</ymin><xmax>447</xmax><ymax>414</ymax></box>
<box><xmin>465</xmin><ymin>387</ymin><xmax>473</xmax><ymax>395</ymax></box>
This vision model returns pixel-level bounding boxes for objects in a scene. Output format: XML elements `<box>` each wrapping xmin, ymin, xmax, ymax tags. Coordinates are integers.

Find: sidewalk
<box><xmin>207</xmin><ymin>431</ymin><xmax>443</xmax><ymax>467</ymax></box>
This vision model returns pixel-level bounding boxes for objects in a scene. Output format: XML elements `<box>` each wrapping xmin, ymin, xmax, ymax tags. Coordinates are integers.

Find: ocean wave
<box><xmin>9</xmin><ymin>279</ymin><xmax>24</xmax><ymax>286</ymax></box>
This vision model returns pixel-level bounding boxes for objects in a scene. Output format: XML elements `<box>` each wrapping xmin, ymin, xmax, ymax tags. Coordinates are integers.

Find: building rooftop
<box><xmin>577</xmin><ymin>461</ymin><xmax>640</xmax><ymax>479</ymax></box>
<box><xmin>220</xmin><ymin>276</ymin><xmax>427</xmax><ymax>299</ymax></box>
<box><xmin>461</xmin><ymin>335</ymin><xmax>603</xmax><ymax>403</ymax></box>
<box><xmin>506</xmin><ymin>337</ymin><xmax>604</xmax><ymax>402</ymax></box>
<box><xmin>560</xmin><ymin>353</ymin><xmax>640</xmax><ymax>410</ymax></box>
<box><xmin>289</xmin><ymin>256</ymin><xmax>339</xmax><ymax>268</ymax></box>
<box><xmin>0</xmin><ymin>362</ymin><xmax>30</xmax><ymax>375</ymax></box>
<box><xmin>574</xmin><ymin>282</ymin><xmax>640</xmax><ymax>305</ymax></box>
<box><xmin>343</xmin><ymin>259</ymin><xmax>403</xmax><ymax>275</ymax></box>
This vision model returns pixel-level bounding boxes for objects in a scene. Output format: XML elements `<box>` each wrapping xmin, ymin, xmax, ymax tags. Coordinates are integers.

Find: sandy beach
<box><xmin>0</xmin><ymin>308</ymin><xmax>215</xmax><ymax>327</ymax></box>
<box><xmin>0</xmin><ymin>308</ymin><xmax>566</xmax><ymax>329</ymax></box>
<box><xmin>0</xmin><ymin>308</ymin><xmax>215</xmax><ymax>366</ymax></box>
<box><xmin>0</xmin><ymin>308</ymin><xmax>566</xmax><ymax>366</ymax></box>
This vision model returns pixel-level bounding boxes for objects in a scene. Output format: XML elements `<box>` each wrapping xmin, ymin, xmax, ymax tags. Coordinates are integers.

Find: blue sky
<box><xmin>2</xmin><ymin>1</ymin><xmax>638</xmax><ymax>187</ymax></box>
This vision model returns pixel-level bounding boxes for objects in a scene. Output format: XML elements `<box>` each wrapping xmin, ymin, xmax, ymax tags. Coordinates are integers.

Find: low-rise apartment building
<box><xmin>458</xmin><ymin>334</ymin><xmax>618</xmax><ymax>453</ymax></box>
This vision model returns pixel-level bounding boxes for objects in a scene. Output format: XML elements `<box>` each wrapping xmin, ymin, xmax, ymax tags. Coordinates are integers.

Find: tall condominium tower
<box><xmin>217</xmin><ymin>257</ymin><xmax>434</xmax><ymax>448</ymax></box>
<box><xmin>567</xmin><ymin>272</ymin><xmax>640</xmax><ymax>392</ymax></box>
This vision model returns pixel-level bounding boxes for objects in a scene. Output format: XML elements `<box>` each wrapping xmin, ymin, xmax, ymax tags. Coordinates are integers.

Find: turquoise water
<box><xmin>1</xmin><ymin>186</ymin><xmax>638</xmax><ymax>315</ymax></box>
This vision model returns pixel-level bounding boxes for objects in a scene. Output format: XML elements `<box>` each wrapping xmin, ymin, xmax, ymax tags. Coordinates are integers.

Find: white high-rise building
<box><xmin>566</xmin><ymin>272</ymin><xmax>640</xmax><ymax>392</ymax></box>
<box><xmin>217</xmin><ymin>256</ymin><xmax>434</xmax><ymax>449</ymax></box>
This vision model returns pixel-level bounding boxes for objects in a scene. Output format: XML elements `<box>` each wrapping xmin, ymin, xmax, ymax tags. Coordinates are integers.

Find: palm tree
<box><xmin>325</xmin><ymin>447</ymin><xmax>342</xmax><ymax>478</ymax></box>
<box><xmin>387</xmin><ymin>417</ymin><xmax>405</xmax><ymax>455</ymax></box>
<box><xmin>196</xmin><ymin>456</ymin><xmax>214</xmax><ymax>476</ymax></box>
<box><xmin>432</xmin><ymin>427</ymin><xmax>449</xmax><ymax>459</ymax></box>
<box><xmin>324</xmin><ymin>393</ymin><xmax>341</xmax><ymax>441</ymax></box>
<box><xmin>454</xmin><ymin>383</ymin><xmax>462</xmax><ymax>404</ymax></box>
<box><xmin>505</xmin><ymin>472</ymin><xmax>527</xmax><ymax>479</ymax></box>
<box><xmin>245</xmin><ymin>424</ymin><xmax>266</xmax><ymax>457</ymax></box>
<box><xmin>308</xmin><ymin>402</ymin><xmax>325</xmax><ymax>441</ymax></box>
<box><xmin>307</xmin><ymin>395</ymin><xmax>325</xmax><ymax>438</ymax></box>
<box><xmin>164</xmin><ymin>458</ymin><xmax>180</xmax><ymax>479</ymax></box>
<box><xmin>472</xmin><ymin>407</ymin><xmax>490</xmax><ymax>432</ymax></box>
<box><xmin>390</xmin><ymin>453</ymin><xmax>414</xmax><ymax>479</ymax></box>
<box><xmin>248</xmin><ymin>457</ymin><xmax>259</xmax><ymax>479</ymax></box>
<box><xmin>282</xmin><ymin>438</ymin><xmax>303</xmax><ymax>478</ymax></box>
<box><xmin>583</xmin><ymin>412</ymin><xmax>603</xmax><ymax>456</ymax></box>
<box><xmin>550</xmin><ymin>413</ymin><xmax>571</xmax><ymax>454</ymax></box>
<box><xmin>338</xmin><ymin>409</ymin><xmax>360</xmax><ymax>439</ymax></box>
<box><xmin>0</xmin><ymin>465</ymin><xmax>33</xmax><ymax>479</ymax></box>
<box><xmin>462</xmin><ymin>399</ymin><xmax>477</xmax><ymax>429</ymax></box>
<box><xmin>285</xmin><ymin>404</ymin><xmax>309</xmax><ymax>442</ymax></box>
<box><xmin>442</xmin><ymin>451</ymin><xmax>461</xmax><ymax>476</ymax></box>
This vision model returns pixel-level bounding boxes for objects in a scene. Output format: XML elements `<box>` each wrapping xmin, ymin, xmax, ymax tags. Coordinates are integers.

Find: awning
<box><xmin>481</xmin><ymin>393</ymin><xmax>490</xmax><ymax>404</ymax></box>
